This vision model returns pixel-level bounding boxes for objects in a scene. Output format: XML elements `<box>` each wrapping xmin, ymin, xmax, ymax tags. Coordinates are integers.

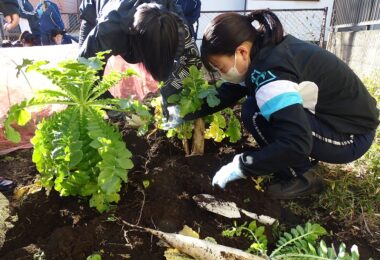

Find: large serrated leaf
<box><xmin>80</xmin><ymin>182</ymin><xmax>99</xmax><ymax>196</ymax></box>
<box><xmin>90</xmin><ymin>193</ymin><xmax>107</xmax><ymax>213</ymax></box>
<box><xmin>68</xmin><ymin>150</ymin><xmax>83</xmax><ymax>168</ymax></box>
<box><xmin>116</xmin><ymin>158</ymin><xmax>134</xmax><ymax>170</ymax></box>
<box><xmin>167</xmin><ymin>94</ymin><xmax>180</xmax><ymax>104</ymax></box>
<box><xmin>98</xmin><ymin>171</ymin><xmax>122</xmax><ymax>194</ymax></box>
<box><xmin>179</xmin><ymin>97</ymin><xmax>197</xmax><ymax>117</ymax></box>
<box><xmin>4</xmin><ymin>124</ymin><xmax>21</xmax><ymax>143</ymax></box>
<box><xmin>206</xmin><ymin>94</ymin><xmax>220</xmax><ymax>107</ymax></box>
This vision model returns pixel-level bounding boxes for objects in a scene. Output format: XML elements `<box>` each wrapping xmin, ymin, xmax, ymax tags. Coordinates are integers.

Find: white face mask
<box><xmin>220</xmin><ymin>53</ymin><xmax>247</xmax><ymax>84</ymax></box>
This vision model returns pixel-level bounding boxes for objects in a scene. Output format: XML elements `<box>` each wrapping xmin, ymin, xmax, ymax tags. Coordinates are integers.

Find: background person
<box><xmin>18</xmin><ymin>30</ymin><xmax>35</xmax><ymax>46</ymax></box>
<box><xmin>35</xmin><ymin>0</ymin><xmax>64</xmax><ymax>45</ymax></box>
<box><xmin>1</xmin><ymin>0</ymin><xmax>20</xmax><ymax>32</ymax></box>
<box><xmin>175</xmin><ymin>0</ymin><xmax>201</xmax><ymax>40</ymax></box>
<box><xmin>50</xmin><ymin>28</ymin><xmax>74</xmax><ymax>45</ymax></box>
<box><xmin>17</xmin><ymin>0</ymin><xmax>41</xmax><ymax>45</ymax></box>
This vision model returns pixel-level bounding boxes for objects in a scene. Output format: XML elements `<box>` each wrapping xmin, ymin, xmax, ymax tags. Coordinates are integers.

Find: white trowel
<box><xmin>193</xmin><ymin>194</ymin><xmax>277</xmax><ymax>226</ymax></box>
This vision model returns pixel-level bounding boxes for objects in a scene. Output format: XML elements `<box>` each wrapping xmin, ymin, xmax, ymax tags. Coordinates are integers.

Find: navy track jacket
<box><xmin>187</xmin><ymin>35</ymin><xmax>379</xmax><ymax>177</ymax></box>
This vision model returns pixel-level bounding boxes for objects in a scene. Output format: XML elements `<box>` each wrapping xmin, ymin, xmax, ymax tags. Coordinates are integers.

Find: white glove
<box><xmin>161</xmin><ymin>105</ymin><xmax>184</xmax><ymax>130</ymax></box>
<box><xmin>212</xmin><ymin>154</ymin><xmax>246</xmax><ymax>189</ymax></box>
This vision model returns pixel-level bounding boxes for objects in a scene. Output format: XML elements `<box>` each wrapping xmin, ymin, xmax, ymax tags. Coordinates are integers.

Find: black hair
<box><xmin>19</xmin><ymin>31</ymin><xmax>35</xmax><ymax>46</ymax></box>
<box><xmin>201</xmin><ymin>9</ymin><xmax>284</xmax><ymax>72</ymax></box>
<box><xmin>50</xmin><ymin>28</ymin><xmax>65</xmax><ymax>38</ymax></box>
<box><xmin>129</xmin><ymin>3</ymin><xmax>185</xmax><ymax>81</ymax></box>
<box><xmin>19</xmin><ymin>31</ymin><xmax>31</xmax><ymax>41</ymax></box>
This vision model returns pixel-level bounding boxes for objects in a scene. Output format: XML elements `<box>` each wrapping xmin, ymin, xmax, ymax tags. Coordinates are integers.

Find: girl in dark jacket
<box><xmin>79</xmin><ymin>0</ymin><xmax>202</xmax><ymax>114</ymax></box>
<box><xmin>199</xmin><ymin>10</ymin><xmax>379</xmax><ymax>199</ymax></box>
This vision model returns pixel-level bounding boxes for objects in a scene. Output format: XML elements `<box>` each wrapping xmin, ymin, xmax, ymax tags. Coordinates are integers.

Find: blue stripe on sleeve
<box><xmin>260</xmin><ymin>92</ymin><xmax>303</xmax><ymax>120</ymax></box>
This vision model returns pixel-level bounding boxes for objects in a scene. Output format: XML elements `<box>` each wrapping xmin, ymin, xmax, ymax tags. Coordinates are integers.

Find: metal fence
<box><xmin>2</xmin><ymin>7</ymin><xmax>328</xmax><ymax>46</ymax></box>
<box><xmin>332</xmin><ymin>0</ymin><xmax>380</xmax><ymax>26</ymax></box>
<box><xmin>197</xmin><ymin>8</ymin><xmax>329</xmax><ymax>47</ymax></box>
<box><xmin>61</xmin><ymin>13</ymin><xmax>81</xmax><ymax>36</ymax></box>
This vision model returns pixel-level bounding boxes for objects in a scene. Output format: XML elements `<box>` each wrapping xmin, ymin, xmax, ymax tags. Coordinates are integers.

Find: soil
<box><xmin>0</xmin><ymin>128</ymin><xmax>379</xmax><ymax>260</ymax></box>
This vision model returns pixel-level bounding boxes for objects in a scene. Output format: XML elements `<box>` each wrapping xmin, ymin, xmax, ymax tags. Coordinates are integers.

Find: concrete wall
<box><xmin>201</xmin><ymin>0</ymin><xmax>246</xmax><ymax>10</ymax></box>
<box><xmin>327</xmin><ymin>30</ymin><xmax>380</xmax><ymax>78</ymax></box>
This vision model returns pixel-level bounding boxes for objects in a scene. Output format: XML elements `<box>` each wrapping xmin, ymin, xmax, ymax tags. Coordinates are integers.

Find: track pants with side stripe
<box><xmin>241</xmin><ymin>97</ymin><xmax>376</xmax><ymax>178</ymax></box>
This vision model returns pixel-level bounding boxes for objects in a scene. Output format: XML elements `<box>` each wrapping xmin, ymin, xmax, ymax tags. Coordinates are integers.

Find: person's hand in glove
<box><xmin>161</xmin><ymin>105</ymin><xmax>184</xmax><ymax>130</ymax></box>
<box><xmin>212</xmin><ymin>154</ymin><xmax>246</xmax><ymax>189</ymax></box>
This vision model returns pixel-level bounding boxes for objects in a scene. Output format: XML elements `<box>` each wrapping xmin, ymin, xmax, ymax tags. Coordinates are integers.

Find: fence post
<box><xmin>0</xmin><ymin>13</ymin><xmax>4</xmax><ymax>47</ymax></box>
<box><xmin>319</xmin><ymin>7</ymin><xmax>328</xmax><ymax>47</ymax></box>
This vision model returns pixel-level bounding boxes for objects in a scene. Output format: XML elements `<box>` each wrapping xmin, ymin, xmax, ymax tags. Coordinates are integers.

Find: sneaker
<box><xmin>267</xmin><ymin>169</ymin><xmax>325</xmax><ymax>199</ymax></box>
<box><xmin>0</xmin><ymin>177</ymin><xmax>16</xmax><ymax>193</ymax></box>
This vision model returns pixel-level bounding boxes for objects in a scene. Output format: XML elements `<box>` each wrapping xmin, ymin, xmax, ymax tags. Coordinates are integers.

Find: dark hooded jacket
<box><xmin>17</xmin><ymin>0</ymin><xmax>40</xmax><ymax>40</ymax></box>
<box><xmin>79</xmin><ymin>0</ymin><xmax>202</xmax><ymax>107</ymax></box>
<box><xmin>186</xmin><ymin>35</ymin><xmax>379</xmax><ymax>177</ymax></box>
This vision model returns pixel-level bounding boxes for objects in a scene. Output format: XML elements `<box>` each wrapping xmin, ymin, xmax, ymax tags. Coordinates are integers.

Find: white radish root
<box><xmin>120</xmin><ymin>220</ymin><xmax>265</xmax><ymax>260</ymax></box>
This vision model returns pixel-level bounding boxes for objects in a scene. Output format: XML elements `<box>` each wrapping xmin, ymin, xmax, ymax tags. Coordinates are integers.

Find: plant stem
<box><xmin>191</xmin><ymin>118</ymin><xmax>205</xmax><ymax>155</ymax></box>
<box><xmin>183</xmin><ymin>138</ymin><xmax>190</xmax><ymax>156</ymax></box>
<box><xmin>240</xmin><ymin>227</ymin><xmax>267</xmax><ymax>256</ymax></box>
<box><xmin>270</xmin><ymin>232</ymin><xmax>314</xmax><ymax>258</ymax></box>
<box><xmin>272</xmin><ymin>253</ymin><xmax>329</xmax><ymax>260</ymax></box>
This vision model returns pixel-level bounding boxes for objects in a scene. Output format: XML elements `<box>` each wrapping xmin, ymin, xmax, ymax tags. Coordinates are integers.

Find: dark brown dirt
<box><xmin>0</xmin><ymin>129</ymin><xmax>378</xmax><ymax>260</ymax></box>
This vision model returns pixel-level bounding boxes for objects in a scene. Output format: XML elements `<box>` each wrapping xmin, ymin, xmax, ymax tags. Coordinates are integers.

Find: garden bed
<box><xmin>0</xmin><ymin>128</ymin><xmax>378</xmax><ymax>259</ymax></box>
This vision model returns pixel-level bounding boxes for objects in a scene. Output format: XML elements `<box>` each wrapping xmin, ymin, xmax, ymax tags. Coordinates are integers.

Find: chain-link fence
<box><xmin>197</xmin><ymin>8</ymin><xmax>328</xmax><ymax>47</ymax></box>
<box><xmin>61</xmin><ymin>13</ymin><xmax>81</xmax><ymax>37</ymax></box>
<box><xmin>2</xmin><ymin>7</ymin><xmax>328</xmax><ymax>47</ymax></box>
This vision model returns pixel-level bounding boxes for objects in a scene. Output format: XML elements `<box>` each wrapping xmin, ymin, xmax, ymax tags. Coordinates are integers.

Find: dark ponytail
<box><xmin>201</xmin><ymin>9</ymin><xmax>284</xmax><ymax>72</ymax></box>
<box><xmin>247</xmin><ymin>9</ymin><xmax>284</xmax><ymax>46</ymax></box>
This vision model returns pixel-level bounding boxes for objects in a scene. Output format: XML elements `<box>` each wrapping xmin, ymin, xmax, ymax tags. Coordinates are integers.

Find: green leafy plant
<box><xmin>222</xmin><ymin>220</ymin><xmax>268</xmax><ymax>255</ymax></box>
<box><xmin>167</xmin><ymin>65</ymin><xmax>221</xmax><ymax>155</ymax></box>
<box><xmin>87</xmin><ymin>253</ymin><xmax>102</xmax><ymax>260</ymax></box>
<box><xmin>204</xmin><ymin>108</ymin><xmax>241</xmax><ymax>143</ymax></box>
<box><xmin>359</xmin><ymin>74</ymin><xmax>380</xmax><ymax>174</ymax></box>
<box><xmin>167</xmin><ymin>66</ymin><xmax>220</xmax><ymax>117</ymax></box>
<box><xmin>3</xmin><ymin>52</ymin><xmax>152</xmax><ymax>212</ymax></box>
<box><xmin>153</xmin><ymin>65</ymin><xmax>241</xmax><ymax>155</ymax></box>
<box><xmin>270</xmin><ymin>223</ymin><xmax>359</xmax><ymax>259</ymax></box>
<box><xmin>222</xmin><ymin>222</ymin><xmax>360</xmax><ymax>259</ymax></box>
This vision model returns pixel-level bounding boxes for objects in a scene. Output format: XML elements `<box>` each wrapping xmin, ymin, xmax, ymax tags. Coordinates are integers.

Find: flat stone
<box><xmin>0</xmin><ymin>192</ymin><xmax>15</xmax><ymax>249</ymax></box>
